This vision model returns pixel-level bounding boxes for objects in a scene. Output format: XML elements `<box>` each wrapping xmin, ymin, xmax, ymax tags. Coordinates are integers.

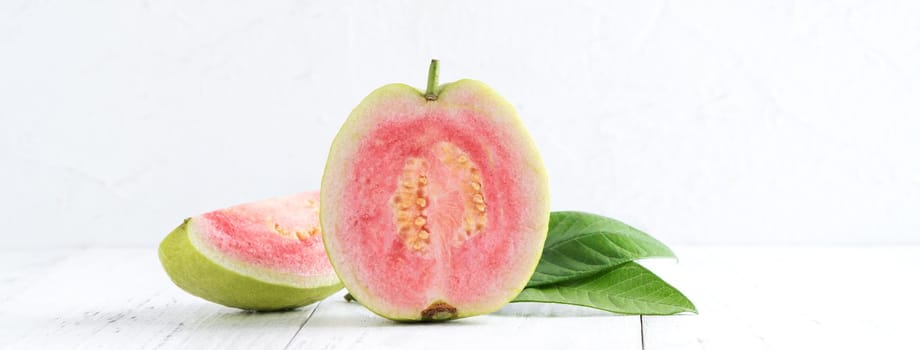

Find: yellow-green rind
<box><xmin>158</xmin><ymin>219</ymin><xmax>343</xmax><ymax>311</ymax></box>
<box><xmin>476</xmin><ymin>80</ymin><xmax>547</xmax><ymax>316</ymax></box>
<box><xmin>321</xmin><ymin>79</ymin><xmax>549</xmax><ymax>321</ymax></box>
<box><xmin>440</xmin><ymin>80</ymin><xmax>550</xmax><ymax>321</ymax></box>
<box><xmin>321</xmin><ymin>83</ymin><xmax>422</xmax><ymax>322</ymax></box>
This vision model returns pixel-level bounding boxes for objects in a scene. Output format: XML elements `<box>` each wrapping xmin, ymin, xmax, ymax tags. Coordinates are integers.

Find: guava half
<box><xmin>159</xmin><ymin>191</ymin><xmax>342</xmax><ymax>311</ymax></box>
<box><xmin>321</xmin><ymin>60</ymin><xmax>550</xmax><ymax>321</ymax></box>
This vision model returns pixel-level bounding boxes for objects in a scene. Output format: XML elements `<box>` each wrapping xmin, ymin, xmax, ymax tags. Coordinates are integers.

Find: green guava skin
<box><xmin>158</xmin><ymin>219</ymin><xmax>343</xmax><ymax>311</ymax></box>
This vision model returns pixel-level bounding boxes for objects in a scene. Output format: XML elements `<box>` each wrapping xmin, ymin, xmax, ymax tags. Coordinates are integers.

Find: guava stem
<box><xmin>425</xmin><ymin>59</ymin><xmax>439</xmax><ymax>101</ymax></box>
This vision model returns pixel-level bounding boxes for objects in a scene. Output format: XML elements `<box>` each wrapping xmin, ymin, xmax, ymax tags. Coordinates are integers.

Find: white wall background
<box><xmin>1</xmin><ymin>0</ymin><xmax>918</xmax><ymax>248</ymax></box>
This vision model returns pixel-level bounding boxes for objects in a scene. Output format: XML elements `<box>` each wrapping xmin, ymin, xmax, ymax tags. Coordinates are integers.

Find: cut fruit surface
<box><xmin>322</xmin><ymin>62</ymin><xmax>549</xmax><ymax>321</ymax></box>
<box><xmin>159</xmin><ymin>191</ymin><xmax>341</xmax><ymax>311</ymax></box>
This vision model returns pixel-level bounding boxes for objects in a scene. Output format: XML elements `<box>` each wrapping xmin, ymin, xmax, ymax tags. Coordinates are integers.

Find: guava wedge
<box><xmin>321</xmin><ymin>60</ymin><xmax>550</xmax><ymax>321</ymax></box>
<box><xmin>158</xmin><ymin>191</ymin><xmax>342</xmax><ymax>311</ymax></box>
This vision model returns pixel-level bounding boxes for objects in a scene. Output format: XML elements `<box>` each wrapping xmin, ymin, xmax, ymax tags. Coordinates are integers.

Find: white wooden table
<box><xmin>1</xmin><ymin>246</ymin><xmax>917</xmax><ymax>349</ymax></box>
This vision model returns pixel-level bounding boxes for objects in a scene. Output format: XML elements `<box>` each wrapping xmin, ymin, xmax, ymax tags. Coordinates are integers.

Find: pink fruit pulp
<box><xmin>345</xmin><ymin>110</ymin><xmax>527</xmax><ymax>308</ymax></box>
<box><xmin>193</xmin><ymin>191</ymin><xmax>331</xmax><ymax>279</ymax></box>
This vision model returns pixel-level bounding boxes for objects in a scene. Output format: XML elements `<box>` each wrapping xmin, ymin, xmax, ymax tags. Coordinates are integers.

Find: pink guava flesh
<box><xmin>338</xmin><ymin>109</ymin><xmax>538</xmax><ymax>314</ymax></box>
<box><xmin>193</xmin><ymin>192</ymin><xmax>331</xmax><ymax>279</ymax></box>
<box><xmin>324</xmin><ymin>80</ymin><xmax>549</xmax><ymax>320</ymax></box>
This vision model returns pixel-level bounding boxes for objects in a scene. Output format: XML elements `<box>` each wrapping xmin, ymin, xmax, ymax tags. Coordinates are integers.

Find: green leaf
<box><xmin>528</xmin><ymin>211</ymin><xmax>676</xmax><ymax>287</ymax></box>
<box><xmin>514</xmin><ymin>262</ymin><xmax>696</xmax><ymax>315</ymax></box>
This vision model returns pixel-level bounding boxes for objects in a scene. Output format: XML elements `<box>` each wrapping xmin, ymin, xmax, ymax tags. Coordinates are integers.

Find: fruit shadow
<box><xmin>60</xmin><ymin>302</ymin><xmax>314</xmax><ymax>333</ymax></box>
<box><xmin>307</xmin><ymin>298</ymin><xmax>617</xmax><ymax>327</ymax></box>
<box><xmin>492</xmin><ymin>302</ymin><xmax>620</xmax><ymax>318</ymax></box>
<box><xmin>38</xmin><ymin>304</ymin><xmax>314</xmax><ymax>348</ymax></box>
<box><xmin>303</xmin><ymin>299</ymin><xmax>486</xmax><ymax>328</ymax></box>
